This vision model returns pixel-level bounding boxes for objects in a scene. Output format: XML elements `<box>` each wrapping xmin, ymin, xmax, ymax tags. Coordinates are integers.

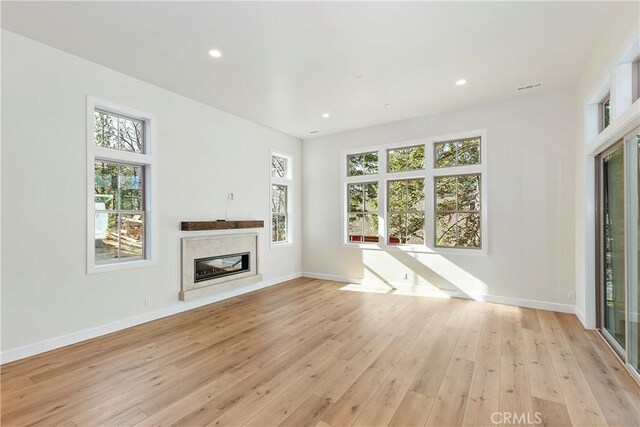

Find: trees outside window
<box><xmin>88</xmin><ymin>98</ymin><xmax>155</xmax><ymax>273</ymax></box>
<box><xmin>343</xmin><ymin>132</ymin><xmax>486</xmax><ymax>253</ymax></box>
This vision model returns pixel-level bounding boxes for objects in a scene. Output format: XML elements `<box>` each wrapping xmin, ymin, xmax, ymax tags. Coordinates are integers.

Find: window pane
<box><xmin>94</xmin><ymin>111</ymin><xmax>118</xmax><ymax>149</ymax></box>
<box><xmin>436</xmin><ymin>213</ymin><xmax>457</xmax><ymax>247</ymax></box>
<box><xmin>407</xmin><ymin>179</ymin><xmax>425</xmax><ymax>211</ymax></box>
<box><xmin>95</xmin><ymin>212</ymin><xmax>118</xmax><ymax>262</ymax></box>
<box><xmin>272</xmin><ymin>215</ymin><xmax>278</xmax><ymax>242</ymax></box>
<box><xmin>435</xmin><ymin>174</ymin><xmax>482</xmax><ymax>248</ymax></box>
<box><xmin>348</xmin><ymin>213</ymin><xmax>364</xmax><ymax>242</ymax></box>
<box><xmin>388</xmin><ymin>213</ymin><xmax>405</xmax><ymax>245</ymax></box>
<box><xmin>272</xmin><ymin>184</ymin><xmax>287</xmax><ymax>214</ymax></box>
<box><xmin>118</xmin><ymin>117</ymin><xmax>144</xmax><ymax>153</ymax></box>
<box><xmin>388</xmin><ymin>180</ymin><xmax>407</xmax><ymax>212</ymax></box>
<box><xmin>275</xmin><ymin>214</ymin><xmax>287</xmax><ymax>242</ymax></box>
<box><xmin>406</xmin><ymin>212</ymin><xmax>425</xmax><ymax>244</ymax></box>
<box><xmin>435</xmin><ymin>137</ymin><xmax>481</xmax><ymax>168</ymax></box>
<box><xmin>118</xmin><ymin>164</ymin><xmax>144</xmax><ymax>210</ymax></box>
<box><xmin>348</xmin><ymin>183</ymin><xmax>364</xmax><ymax>212</ymax></box>
<box><xmin>94</xmin><ymin>110</ymin><xmax>143</xmax><ymax>153</ymax></box>
<box><xmin>348</xmin><ymin>152</ymin><xmax>378</xmax><ymax>176</ymax></box>
<box><xmin>387</xmin><ymin>178</ymin><xmax>425</xmax><ymax>245</ymax></box>
<box><xmin>457</xmin><ymin>213</ymin><xmax>481</xmax><ymax>248</ymax></box>
<box><xmin>364</xmin><ymin>214</ymin><xmax>379</xmax><ymax>242</ymax></box>
<box><xmin>435</xmin><ymin>142</ymin><xmax>455</xmax><ymax>168</ymax></box>
<box><xmin>120</xmin><ymin>214</ymin><xmax>144</xmax><ymax>258</ymax></box>
<box><xmin>95</xmin><ymin>161</ymin><xmax>144</xmax><ymax>211</ymax></box>
<box><xmin>457</xmin><ymin>138</ymin><xmax>481</xmax><ymax>165</ymax></box>
<box><xmin>457</xmin><ymin>174</ymin><xmax>480</xmax><ymax>211</ymax></box>
<box><xmin>272</xmin><ymin>156</ymin><xmax>287</xmax><ymax>178</ymax></box>
<box><xmin>364</xmin><ymin>183</ymin><xmax>379</xmax><ymax>212</ymax></box>
<box><xmin>388</xmin><ymin>146</ymin><xmax>425</xmax><ymax>172</ymax></box>
<box><xmin>435</xmin><ymin>176</ymin><xmax>456</xmax><ymax>211</ymax></box>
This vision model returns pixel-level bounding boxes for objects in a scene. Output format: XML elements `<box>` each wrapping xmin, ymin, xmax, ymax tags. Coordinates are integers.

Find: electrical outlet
<box><xmin>567</xmin><ymin>290</ymin><xmax>576</xmax><ymax>299</ymax></box>
<box><xmin>402</xmin><ymin>273</ymin><xmax>408</xmax><ymax>280</ymax></box>
<box><xmin>144</xmin><ymin>297</ymin><xmax>151</xmax><ymax>307</ymax></box>
<box><xmin>227</xmin><ymin>193</ymin><xmax>234</xmax><ymax>201</ymax></box>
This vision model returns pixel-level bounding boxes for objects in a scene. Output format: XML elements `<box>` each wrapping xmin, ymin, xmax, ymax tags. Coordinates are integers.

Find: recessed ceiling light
<box><xmin>354</xmin><ymin>75</ymin><xmax>363</xmax><ymax>79</ymax></box>
<box><xmin>208</xmin><ymin>49</ymin><xmax>222</xmax><ymax>58</ymax></box>
<box><xmin>384</xmin><ymin>103</ymin><xmax>390</xmax><ymax>106</ymax></box>
<box><xmin>455</xmin><ymin>79</ymin><xmax>467</xmax><ymax>86</ymax></box>
<box><xmin>322</xmin><ymin>113</ymin><xmax>330</xmax><ymax>118</ymax></box>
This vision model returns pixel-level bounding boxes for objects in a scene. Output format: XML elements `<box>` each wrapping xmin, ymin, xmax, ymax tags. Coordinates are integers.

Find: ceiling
<box><xmin>1</xmin><ymin>1</ymin><xmax>620</xmax><ymax>139</ymax></box>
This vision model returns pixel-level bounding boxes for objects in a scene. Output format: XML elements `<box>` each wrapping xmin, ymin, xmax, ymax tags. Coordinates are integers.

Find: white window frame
<box><xmin>270</xmin><ymin>150</ymin><xmax>293</xmax><ymax>248</ymax></box>
<box><xmin>341</xmin><ymin>129</ymin><xmax>488</xmax><ymax>256</ymax></box>
<box><xmin>86</xmin><ymin>96</ymin><xmax>157</xmax><ymax>274</ymax></box>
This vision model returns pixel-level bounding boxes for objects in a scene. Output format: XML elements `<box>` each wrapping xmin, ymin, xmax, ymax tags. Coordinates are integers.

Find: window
<box><xmin>271</xmin><ymin>152</ymin><xmax>292</xmax><ymax>245</ymax></box>
<box><xmin>600</xmin><ymin>94</ymin><xmax>611</xmax><ymax>131</ymax></box>
<box><xmin>342</xmin><ymin>131</ymin><xmax>486</xmax><ymax>253</ymax></box>
<box><xmin>387</xmin><ymin>179</ymin><xmax>425</xmax><ymax>244</ymax></box>
<box><xmin>347</xmin><ymin>151</ymin><xmax>378</xmax><ymax>176</ymax></box>
<box><xmin>388</xmin><ymin>145</ymin><xmax>425</xmax><ymax>172</ymax></box>
<box><xmin>87</xmin><ymin>98</ymin><xmax>155</xmax><ymax>273</ymax></box>
<box><xmin>434</xmin><ymin>137</ymin><xmax>481</xmax><ymax>168</ymax></box>
<box><xmin>347</xmin><ymin>182</ymin><xmax>379</xmax><ymax>242</ymax></box>
<box><xmin>435</xmin><ymin>174</ymin><xmax>481</xmax><ymax>248</ymax></box>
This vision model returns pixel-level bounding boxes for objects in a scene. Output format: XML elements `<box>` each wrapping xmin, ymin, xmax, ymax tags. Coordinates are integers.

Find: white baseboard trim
<box><xmin>303</xmin><ymin>271</ymin><xmax>575</xmax><ymax>314</ymax></box>
<box><xmin>1</xmin><ymin>272</ymin><xmax>302</xmax><ymax>364</ymax></box>
<box><xmin>575</xmin><ymin>305</ymin><xmax>587</xmax><ymax>327</ymax></box>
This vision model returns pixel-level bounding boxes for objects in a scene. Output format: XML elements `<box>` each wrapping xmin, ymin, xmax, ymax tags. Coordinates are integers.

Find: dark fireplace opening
<box><xmin>194</xmin><ymin>252</ymin><xmax>250</xmax><ymax>283</ymax></box>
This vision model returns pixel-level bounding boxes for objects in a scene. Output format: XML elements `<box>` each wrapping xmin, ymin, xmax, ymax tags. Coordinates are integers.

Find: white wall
<box><xmin>303</xmin><ymin>88</ymin><xmax>576</xmax><ymax>310</ymax></box>
<box><xmin>1</xmin><ymin>30</ymin><xmax>302</xmax><ymax>359</ymax></box>
<box><xmin>572</xmin><ymin>3</ymin><xmax>639</xmax><ymax>328</ymax></box>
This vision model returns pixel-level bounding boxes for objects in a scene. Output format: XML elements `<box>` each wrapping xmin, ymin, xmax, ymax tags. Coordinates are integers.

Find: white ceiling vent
<box><xmin>516</xmin><ymin>82</ymin><xmax>543</xmax><ymax>92</ymax></box>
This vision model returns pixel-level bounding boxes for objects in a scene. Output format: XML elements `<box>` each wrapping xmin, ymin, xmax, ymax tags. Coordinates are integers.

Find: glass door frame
<box><xmin>596</xmin><ymin>140</ymin><xmax>627</xmax><ymax>359</ymax></box>
<box><xmin>595</xmin><ymin>127</ymin><xmax>640</xmax><ymax>384</ymax></box>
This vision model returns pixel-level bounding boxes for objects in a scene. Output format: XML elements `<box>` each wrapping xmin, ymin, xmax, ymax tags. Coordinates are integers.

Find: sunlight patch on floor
<box><xmin>338</xmin><ymin>283</ymin><xmax>452</xmax><ymax>299</ymax></box>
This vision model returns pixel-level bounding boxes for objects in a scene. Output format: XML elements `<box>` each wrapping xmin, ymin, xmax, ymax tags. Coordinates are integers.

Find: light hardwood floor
<box><xmin>2</xmin><ymin>278</ymin><xmax>639</xmax><ymax>426</ymax></box>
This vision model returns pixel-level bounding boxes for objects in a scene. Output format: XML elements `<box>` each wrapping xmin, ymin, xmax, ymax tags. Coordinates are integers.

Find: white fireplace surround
<box><xmin>180</xmin><ymin>234</ymin><xmax>262</xmax><ymax>301</ymax></box>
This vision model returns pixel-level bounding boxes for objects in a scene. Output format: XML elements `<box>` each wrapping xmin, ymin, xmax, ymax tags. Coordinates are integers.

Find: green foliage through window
<box><xmin>387</xmin><ymin>178</ymin><xmax>425</xmax><ymax>245</ymax></box>
<box><xmin>94</xmin><ymin>160</ymin><xmax>144</xmax><ymax>262</ymax></box>
<box><xmin>388</xmin><ymin>146</ymin><xmax>425</xmax><ymax>172</ymax></box>
<box><xmin>348</xmin><ymin>152</ymin><xmax>378</xmax><ymax>176</ymax></box>
<box><xmin>435</xmin><ymin>174</ymin><xmax>481</xmax><ymax>248</ymax></box>
<box><xmin>435</xmin><ymin>137</ymin><xmax>480</xmax><ymax>168</ymax></box>
<box><xmin>94</xmin><ymin>110</ymin><xmax>144</xmax><ymax>153</ymax></box>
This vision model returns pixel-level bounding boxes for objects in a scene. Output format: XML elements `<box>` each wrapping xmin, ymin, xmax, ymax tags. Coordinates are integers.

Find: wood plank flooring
<box><xmin>2</xmin><ymin>278</ymin><xmax>639</xmax><ymax>426</ymax></box>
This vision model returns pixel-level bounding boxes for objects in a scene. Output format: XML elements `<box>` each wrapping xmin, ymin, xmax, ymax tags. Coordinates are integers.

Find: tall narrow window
<box><xmin>272</xmin><ymin>184</ymin><xmax>288</xmax><ymax>242</ymax></box>
<box><xmin>271</xmin><ymin>153</ymin><xmax>292</xmax><ymax>245</ymax></box>
<box><xmin>347</xmin><ymin>182</ymin><xmax>379</xmax><ymax>242</ymax></box>
<box><xmin>88</xmin><ymin>99</ymin><xmax>155</xmax><ymax>273</ymax></box>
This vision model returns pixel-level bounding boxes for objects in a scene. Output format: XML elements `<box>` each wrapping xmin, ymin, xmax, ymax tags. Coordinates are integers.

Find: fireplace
<box><xmin>180</xmin><ymin>234</ymin><xmax>262</xmax><ymax>301</ymax></box>
<box><xmin>194</xmin><ymin>252</ymin><xmax>250</xmax><ymax>283</ymax></box>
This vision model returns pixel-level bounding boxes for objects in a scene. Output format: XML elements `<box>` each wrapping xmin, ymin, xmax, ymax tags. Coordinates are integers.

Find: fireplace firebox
<box><xmin>194</xmin><ymin>252</ymin><xmax>250</xmax><ymax>283</ymax></box>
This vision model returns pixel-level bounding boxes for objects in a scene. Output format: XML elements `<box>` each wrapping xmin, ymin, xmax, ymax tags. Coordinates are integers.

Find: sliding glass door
<box><xmin>598</xmin><ymin>128</ymin><xmax>640</xmax><ymax>381</ymax></box>
<box><xmin>629</xmin><ymin>133</ymin><xmax>639</xmax><ymax>375</ymax></box>
<box><xmin>600</xmin><ymin>142</ymin><xmax>626</xmax><ymax>350</ymax></box>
